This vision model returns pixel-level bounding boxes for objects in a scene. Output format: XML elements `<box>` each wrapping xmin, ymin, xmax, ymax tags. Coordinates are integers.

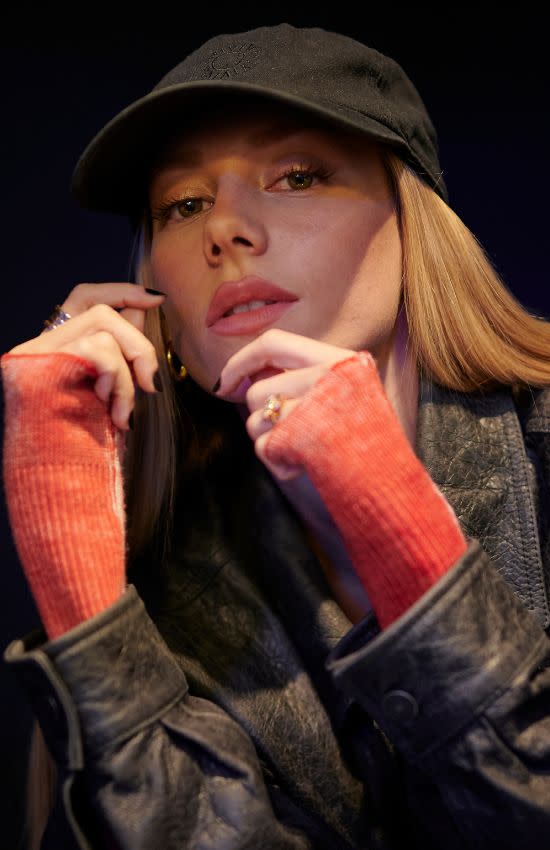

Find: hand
<box><xmin>8</xmin><ymin>283</ymin><xmax>166</xmax><ymax>430</ymax></box>
<box><xmin>214</xmin><ymin>329</ymin><xmax>361</xmax><ymax>481</ymax></box>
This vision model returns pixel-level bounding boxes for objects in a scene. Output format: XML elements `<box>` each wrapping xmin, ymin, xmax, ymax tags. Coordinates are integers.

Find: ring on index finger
<box><xmin>43</xmin><ymin>305</ymin><xmax>72</xmax><ymax>332</ymax></box>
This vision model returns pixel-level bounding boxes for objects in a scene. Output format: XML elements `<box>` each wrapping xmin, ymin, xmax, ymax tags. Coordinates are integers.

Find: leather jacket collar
<box><xmin>413</xmin><ymin>375</ymin><xmax>550</xmax><ymax>630</ymax></box>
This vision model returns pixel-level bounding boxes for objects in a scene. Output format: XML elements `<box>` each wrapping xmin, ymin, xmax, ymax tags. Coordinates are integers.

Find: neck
<box><xmin>371</xmin><ymin>305</ymin><xmax>419</xmax><ymax>450</ymax></box>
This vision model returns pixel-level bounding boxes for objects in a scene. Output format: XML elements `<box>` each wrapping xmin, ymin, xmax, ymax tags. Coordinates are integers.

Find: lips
<box><xmin>206</xmin><ymin>275</ymin><xmax>299</xmax><ymax>327</ymax></box>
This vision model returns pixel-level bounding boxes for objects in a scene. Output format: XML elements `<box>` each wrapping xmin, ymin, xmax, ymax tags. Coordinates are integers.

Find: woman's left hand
<box><xmin>214</xmin><ymin>329</ymin><xmax>364</xmax><ymax>481</ymax></box>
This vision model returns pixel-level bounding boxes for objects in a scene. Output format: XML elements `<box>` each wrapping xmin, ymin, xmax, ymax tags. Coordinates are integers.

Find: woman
<box><xmin>2</xmin><ymin>22</ymin><xmax>550</xmax><ymax>850</ymax></box>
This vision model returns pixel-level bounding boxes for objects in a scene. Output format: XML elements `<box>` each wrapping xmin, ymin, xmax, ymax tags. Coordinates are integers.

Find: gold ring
<box><xmin>262</xmin><ymin>393</ymin><xmax>286</xmax><ymax>425</ymax></box>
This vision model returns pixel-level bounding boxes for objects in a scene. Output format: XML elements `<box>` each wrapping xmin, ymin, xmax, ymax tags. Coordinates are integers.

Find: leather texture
<box><xmin>5</xmin><ymin>375</ymin><xmax>550</xmax><ymax>849</ymax></box>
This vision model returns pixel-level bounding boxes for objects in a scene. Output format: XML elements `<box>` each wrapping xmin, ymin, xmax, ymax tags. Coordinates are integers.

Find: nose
<box><xmin>204</xmin><ymin>176</ymin><xmax>268</xmax><ymax>263</ymax></box>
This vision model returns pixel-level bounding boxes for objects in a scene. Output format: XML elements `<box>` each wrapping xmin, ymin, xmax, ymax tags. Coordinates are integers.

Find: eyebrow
<box><xmin>154</xmin><ymin>121</ymin><xmax>332</xmax><ymax>170</ymax></box>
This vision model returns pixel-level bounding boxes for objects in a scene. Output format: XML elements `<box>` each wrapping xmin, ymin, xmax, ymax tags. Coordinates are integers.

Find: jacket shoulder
<box><xmin>512</xmin><ymin>384</ymin><xmax>550</xmax><ymax>433</ymax></box>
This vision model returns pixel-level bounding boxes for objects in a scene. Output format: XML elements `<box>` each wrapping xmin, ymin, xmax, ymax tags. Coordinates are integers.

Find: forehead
<box><xmin>150</xmin><ymin>98</ymin><xmax>378</xmax><ymax>171</ymax></box>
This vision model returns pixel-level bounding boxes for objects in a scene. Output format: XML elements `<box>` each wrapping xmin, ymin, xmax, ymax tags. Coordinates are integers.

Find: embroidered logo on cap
<box><xmin>198</xmin><ymin>42</ymin><xmax>261</xmax><ymax>79</ymax></box>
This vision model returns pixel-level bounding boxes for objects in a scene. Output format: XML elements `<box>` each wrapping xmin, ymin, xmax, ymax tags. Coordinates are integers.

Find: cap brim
<box><xmin>71</xmin><ymin>80</ymin><xmax>414</xmax><ymax>217</ymax></box>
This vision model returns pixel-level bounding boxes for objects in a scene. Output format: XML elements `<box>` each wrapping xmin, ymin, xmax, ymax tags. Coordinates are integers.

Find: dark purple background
<box><xmin>1</xmin><ymin>10</ymin><xmax>547</xmax><ymax>846</ymax></box>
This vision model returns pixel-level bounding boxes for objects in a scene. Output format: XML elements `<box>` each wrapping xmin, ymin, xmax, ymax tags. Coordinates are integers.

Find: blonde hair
<box><xmin>124</xmin><ymin>147</ymin><xmax>550</xmax><ymax>565</ymax></box>
<box><xmin>25</xmin><ymin>147</ymin><xmax>550</xmax><ymax>849</ymax></box>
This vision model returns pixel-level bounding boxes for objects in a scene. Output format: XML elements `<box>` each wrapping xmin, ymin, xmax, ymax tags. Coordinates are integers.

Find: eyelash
<box><xmin>150</xmin><ymin>163</ymin><xmax>333</xmax><ymax>224</ymax></box>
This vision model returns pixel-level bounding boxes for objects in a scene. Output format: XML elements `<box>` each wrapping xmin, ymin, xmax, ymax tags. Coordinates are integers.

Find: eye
<box><xmin>150</xmin><ymin>162</ymin><xmax>333</xmax><ymax>226</ymax></box>
<box><xmin>276</xmin><ymin>163</ymin><xmax>333</xmax><ymax>191</ymax></box>
<box><xmin>150</xmin><ymin>195</ymin><xmax>209</xmax><ymax>225</ymax></box>
<box><xmin>285</xmin><ymin>170</ymin><xmax>314</xmax><ymax>189</ymax></box>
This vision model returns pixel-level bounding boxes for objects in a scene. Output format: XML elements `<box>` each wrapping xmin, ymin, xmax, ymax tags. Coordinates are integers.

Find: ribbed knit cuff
<box><xmin>264</xmin><ymin>352</ymin><xmax>468</xmax><ymax>628</ymax></box>
<box><xmin>1</xmin><ymin>352</ymin><xmax>127</xmax><ymax>638</ymax></box>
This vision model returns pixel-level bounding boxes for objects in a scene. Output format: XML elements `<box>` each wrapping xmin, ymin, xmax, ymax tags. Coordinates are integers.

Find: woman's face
<box><xmin>148</xmin><ymin>102</ymin><xmax>403</xmax><ymax>394</ymax></box>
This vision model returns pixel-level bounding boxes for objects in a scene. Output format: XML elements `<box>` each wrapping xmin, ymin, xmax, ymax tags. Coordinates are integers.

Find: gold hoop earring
<box><xmin>165</xmin><ymin>339</ymin><xmax>188</xmax><ymax>381</ymax></box>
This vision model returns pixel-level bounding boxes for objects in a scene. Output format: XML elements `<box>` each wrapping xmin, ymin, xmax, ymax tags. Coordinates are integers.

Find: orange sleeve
<box><xmin>1</xmin><ymin>351</ymin><xmax>127</xmax><ymax>639</ymax></box>
<box><xmin>264</xmin><ymin>352</ymin><xmax>468</xmax><ymax>628</ymax></box>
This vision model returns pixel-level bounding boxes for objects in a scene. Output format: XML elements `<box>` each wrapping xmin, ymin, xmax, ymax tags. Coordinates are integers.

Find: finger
<box><xmin>94</xmin><ymin>369</ymin><xmax>116</xmax><ymax>403</ymax></box>
<box><xmin>63</xmin><ymin>331</ymin><xmax>135</xmax><ymax>431</ymax></box>
<box><xmin>119</xmin><ymin>305</ymin><xmax>147</xmax><ymax>334</ymax></box>
<box><xmin>216</xmin><ymin>328</ymin><xmax>355</xmax><ymax>397</ymax></box>
<box><xmin>254</xmin><ymin>430</ymin><xmax>304</xmax><ymax>482</ymax></box>
<box><xmin>211</xmin><ymin>366</ymin><xmax>283</xmax><ymax>405</ymax></box>
<box><xmin>245</xmin><ymin>397</ymin><xmax>302</xmax><ymax>439</ymax></box>
<box><xmin>81</xmin><ymin>305</ymin><xmax>160</xmax><ymax>395</ymax></box>
<box><xmin>258</xmin><ymin>453</ymin><xmax>303</xmax><ymax>482</ymax></box>
<box><xmin>60</xmin><ymin>282</ymin><xmax>166</xmax><ymax>317</ymax></box>
<box><xmin>223</xmin><ymin>363</ymin><xmax>327</xmax><ymax>406</ymax></box>
<box><xmin>22</xmin><ymin>304</ymin><xmax>160</xmax><ymax>394</ymax></box>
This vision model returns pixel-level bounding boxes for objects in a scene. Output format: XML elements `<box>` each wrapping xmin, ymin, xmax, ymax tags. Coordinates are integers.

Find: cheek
<box><xmin>148</xmin><ymin>246</ymin><xmax>195</xmax><ymax>359</ymax></box>
<box><xmin>337</xmin><ymin>212</ymin><xmax>403</xmax><ymax>340</ymax></box>
<box><xmin>292</xmin><ymin>201</ymin><xmax>401</xmax><ymax>345</ymax></box>
<box><xmin>150</xmin><ymin>237</ymin><xmax>202</xmax><ymax>320</ymax></box>
<box><xmin>287</xmin><ymin>200</ymin><xmax>396</xmax><ymax>298</ymax></box>
<box><xmin>150</xmin><ymin>237</ymin><xmax>192</xmax><ymax>291</ymax></box>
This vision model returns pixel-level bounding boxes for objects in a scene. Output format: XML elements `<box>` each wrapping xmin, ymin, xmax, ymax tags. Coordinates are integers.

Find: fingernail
<box><xmin>145</xmin><ymin>288</ymin><xmax>167</xmax><ymax>296</ymax></box>
<box><xmin>128</xmin><ymin>411</ymin><xmax>134</xmax><ymax>430</ymax></box>
<box><xmin>153</xmin><ymin>370</ymin><xmax>163</xmax><ymax>392</ymax></box>
<box><xmin>212</xmin><ymin>377</ymin><xmax>221</xmax><ymax>393</ymax></box>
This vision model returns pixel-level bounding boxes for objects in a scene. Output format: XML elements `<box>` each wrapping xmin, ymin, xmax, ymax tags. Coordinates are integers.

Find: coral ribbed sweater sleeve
<box><xmin>1</xmin><ymin>351</ymin><xmax>127</xmax><ymax>640</ymax></box>
<box><xmin>263</xmin><ymin>351</ymin><xmax>469</xmax><ymax>629</ymax></box>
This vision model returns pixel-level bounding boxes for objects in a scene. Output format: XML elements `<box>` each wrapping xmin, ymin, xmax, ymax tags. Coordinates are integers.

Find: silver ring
<box><xmin>43</xmin><ymin>305</ymin><xmax>72</xmax><ymax>332</ymax></box>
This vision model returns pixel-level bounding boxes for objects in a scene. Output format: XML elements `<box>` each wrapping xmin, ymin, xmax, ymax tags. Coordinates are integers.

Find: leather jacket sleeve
<box><xmin>4</xmin><ymin>588</ymin><xmax>312</xmax><ymax>850</ymax></box>
<box><xmin>327</xmin><ymin>537</ymin><xmax>550</xmax><ymax>849</ymax></box>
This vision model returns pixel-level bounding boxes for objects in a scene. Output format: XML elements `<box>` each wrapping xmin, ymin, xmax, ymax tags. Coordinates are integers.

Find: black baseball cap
<box><xmin>71</xmin><ymin>23</ymin><xmax>449</xmax><ymax>217</ymax></box>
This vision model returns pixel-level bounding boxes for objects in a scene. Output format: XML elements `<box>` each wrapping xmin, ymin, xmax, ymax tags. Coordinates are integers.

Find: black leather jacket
<box><xmin>5</xmin><ymin>375</ymin><xmax>550</xmax><ymax>849</ymax></box>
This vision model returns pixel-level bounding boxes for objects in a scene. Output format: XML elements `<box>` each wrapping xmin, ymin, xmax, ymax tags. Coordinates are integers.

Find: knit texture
<box><xmin>1</xmin><ymin>349</ymin><xmax>468</xmax><ymax>638</ymax></box>
<box><xmin>1</xmin><ymin>352</ymin><xmax>127</xmax><ymax>639</ymax></box>
<box><xmin>264</xmin><ymin>351</ymin><xmax>469</xmax><ymax>628</ymax></box>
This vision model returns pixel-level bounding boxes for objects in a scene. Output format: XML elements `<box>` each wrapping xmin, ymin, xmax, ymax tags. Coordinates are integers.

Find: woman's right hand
<box><xmin>7</xmin><ymin>283</ymin><xmax>166</xmax><ymax>431</ymax></box>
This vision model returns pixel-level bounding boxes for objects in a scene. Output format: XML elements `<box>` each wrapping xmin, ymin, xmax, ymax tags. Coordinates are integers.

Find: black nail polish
<box><xmin>128</xmin><ymin>411</ymin><xmax>134</xmax><ymax>430</ymax></box>
<box><xmin>153</xmin><ymin>371</ymin><xmax>163</xmax><ymax>392</ymax></box>
<box><xmin>212</xmin><ymin>377</ymin><xmax>221</xmax><ymax>393</ymax></box>
<box><xmin>145</xmin><ymin>287</ymin><xmax>167</xmax><ymax>296</ymax></box>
